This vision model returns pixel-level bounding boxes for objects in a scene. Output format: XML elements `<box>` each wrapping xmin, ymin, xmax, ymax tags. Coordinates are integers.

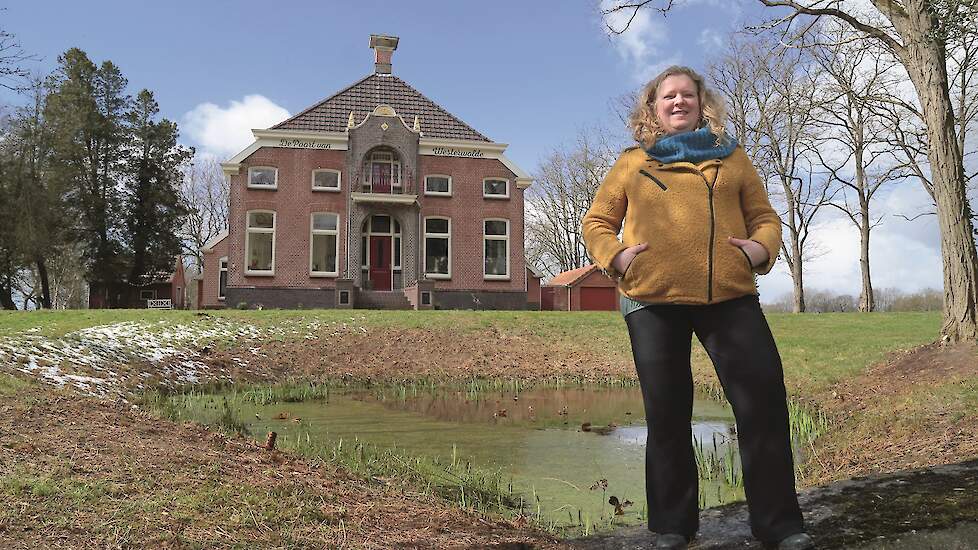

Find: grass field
<box><xmin>1</xmin><ymin>308</ymin><xmax>974</xmax><ymax>547</ymax></box>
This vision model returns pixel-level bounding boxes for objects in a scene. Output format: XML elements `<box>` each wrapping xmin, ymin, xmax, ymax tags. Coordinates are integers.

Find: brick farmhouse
<box><xmin>200</xmin><ymin>35</ymin><xmax>535</xmax><ymax>310</ymax></box>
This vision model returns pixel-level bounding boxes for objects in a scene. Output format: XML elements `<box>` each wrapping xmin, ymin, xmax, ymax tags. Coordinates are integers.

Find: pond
<box><xmin>172</xmin><ymin>385</ymin><xmax>745</xmax><ymax>532</ymax></box>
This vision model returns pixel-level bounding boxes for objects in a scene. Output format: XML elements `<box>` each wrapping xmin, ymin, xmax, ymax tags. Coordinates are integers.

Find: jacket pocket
<box><xmin>620</xmin><ymin>251</ymin><xmax>648</xmax><ymax>290</ymax></box>
<box><xmin>715</xmin><ymin>241</ymin><xmax>756</xmax><ymax>297</ymax></box>
<box><xmin>737</xmin><ymin>245</ymin><xmax>753</xmax><ymax>270</ymax></box>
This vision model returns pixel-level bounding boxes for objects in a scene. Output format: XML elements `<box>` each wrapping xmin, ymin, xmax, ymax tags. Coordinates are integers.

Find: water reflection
<box><xmin>195</xmin><ymin>386</ymin><xmax>743</xmax><ymax>531</ymax></box>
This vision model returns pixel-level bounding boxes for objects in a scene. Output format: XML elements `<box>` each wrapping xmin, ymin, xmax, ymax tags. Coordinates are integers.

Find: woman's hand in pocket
<box><xmin>612</xmin><ymin>243</ymin><xmax>648</xmax><ymax>276</ymax></box>
<box><xmin>727</xmin><ymin>237</ymin><xmax>768</xmax><ymax>268</ymax></box>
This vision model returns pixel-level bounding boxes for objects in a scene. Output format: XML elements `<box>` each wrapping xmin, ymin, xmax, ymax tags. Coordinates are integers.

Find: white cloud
<box><xmin>600</xmin><ymin>0</ymin><xmax>676</xmax><ymax>83</ymax></box>
<box><xmin>697</xmin><ymin>28</ymin><xmax>725</xmax><ymax>53</ymax></box>
<box><xmin>181</xmin><ymin>95</ymin><xmax>290</xmax><ymax>159</ymax></box>
<box><xmin>757</xmin><ymin>182</ymin><xmax>943</xmax><ymax>301</ymax></box>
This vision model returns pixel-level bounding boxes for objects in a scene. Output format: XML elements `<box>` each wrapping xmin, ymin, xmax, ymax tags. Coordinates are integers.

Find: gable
<box><xmin>272</xmin><ymin>74</ymin><xmax>490</xmax><ymax>142</ymax></box>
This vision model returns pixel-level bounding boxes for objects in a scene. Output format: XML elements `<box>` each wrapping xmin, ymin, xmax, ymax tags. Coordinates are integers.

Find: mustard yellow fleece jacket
<box><xmin>582</xmin><ymin>145</ymin><xmax>782</xmax><ymax>305</ymax></box>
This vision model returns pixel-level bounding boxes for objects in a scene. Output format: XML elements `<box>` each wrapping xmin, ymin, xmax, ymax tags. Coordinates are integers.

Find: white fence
<box><xmin>147</xmin><ymin>299</ymin><xmax>173</xmax><ymax>310</ymax></box>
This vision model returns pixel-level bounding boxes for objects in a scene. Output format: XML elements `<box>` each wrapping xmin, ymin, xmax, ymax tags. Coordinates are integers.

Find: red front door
<box><xmin>369</xmin><ymin>236</ymin><xmax>392</xmax><ymax>291</ymax></box>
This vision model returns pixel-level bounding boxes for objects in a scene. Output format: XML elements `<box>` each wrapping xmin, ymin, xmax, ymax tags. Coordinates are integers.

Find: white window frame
<box><xmin>245</xmin><ymin>210</ymin><xmax>276</xmax><ymax>276</ymax></box>
<box><xmin>423</xmin><ymin>216</ymin><xmax>451</xmax><ymax>280</ymax></box>
<box><xmin>247</xmin><ymin>166</ymin><xmax>278</xmax><ymax>190</ymax></box>
<box><xmin>483</xmin><ymin>218</ymin><xmax>510</xmax><ymax>280</ymax></box>
<box><xmin>218</xmin><ymin>256</ymin><xmax>228</xmax><ymax>300</ymax></box>
<box><xmin>310</xmin><ymin>213</ymin><xmax>340</xmax><ymax>277</ymax></box>
<box><xmin>311</xmin><ymin>169</ymin><xmax>341</xmax><ymax>192</ymax></box>
<box><xmin>424</xmin><ymin>174</ymin><xmax>452</xmax><ymax>196</ymax></box>
<box><xmin>483</xmin><ymin>177</ymin><xmax>510</xmax><ymax>199</ymax></box>
<box><xmin>393</xmin><ymin>219</ymin><xmax>402</xmax><ymax>271</ymax></box>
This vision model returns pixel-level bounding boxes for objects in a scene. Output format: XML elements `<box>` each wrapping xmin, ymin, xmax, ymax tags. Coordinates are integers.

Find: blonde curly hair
<box><xmin>630</xmin><ymin>65</ymin><xmax>730</xmax><ymax>149</ymax></box>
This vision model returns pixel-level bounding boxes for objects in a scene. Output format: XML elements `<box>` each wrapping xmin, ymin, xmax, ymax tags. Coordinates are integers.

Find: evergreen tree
<box><xmin>124</xmin><ymin>89</ymin><xmax>191</xmax><ymax>285</ymax></box>
<box><xmin>44</xmin><ymin>48</ymin><xmax>130</xmax><ymax>305</ymax></box>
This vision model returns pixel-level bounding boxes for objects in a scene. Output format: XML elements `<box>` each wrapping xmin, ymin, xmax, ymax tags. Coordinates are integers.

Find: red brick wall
<box><xmin>219</xmin><ymin>146</ymin><xmax>526</xmax><ymax>300</ymax></box>
<box><xmin>526</xmin><ymin>268</ymin><xmax>541</xmax><ymax>308</ymax></box>
<box><xmin>418</xmin><ymin>155</ymin><xmax>524</xmax><ymax>293</ymax></box>
<box><xmin>200</xmin><ymin>235</ymin><xmax>229</xmax><ymax>308</ymax></box>
<box><xmin>229</xmin><ymin>148</ymin><xmax>349</xmax><ymax>290</ymax></box>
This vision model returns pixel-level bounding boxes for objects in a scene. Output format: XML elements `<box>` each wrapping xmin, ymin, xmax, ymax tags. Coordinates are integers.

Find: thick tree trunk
<box><xmin>36</xmin><ymin>257</ymin><xmax>52</xmax><ymax>309</ymax></box>
<box><xmin>903</xmin><ymin>4</ymin><xmax>978</xmax><ymax>343</ymax></box>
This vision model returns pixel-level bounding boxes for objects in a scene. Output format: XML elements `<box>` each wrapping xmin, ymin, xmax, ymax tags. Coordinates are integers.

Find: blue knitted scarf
<box><xmin>645</xmin><ymin>126</ymin><xmax>738</xmax><ymax>164</ymax></box>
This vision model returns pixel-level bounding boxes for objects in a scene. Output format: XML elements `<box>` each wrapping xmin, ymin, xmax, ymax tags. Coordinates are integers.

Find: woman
<box><xmin>582</xmin><ymin>66</ymin><xmax>814</xmax><ymax>550</ymax></box>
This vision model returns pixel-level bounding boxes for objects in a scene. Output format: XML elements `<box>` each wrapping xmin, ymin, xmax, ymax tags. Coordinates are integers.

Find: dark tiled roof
<box><xmin>272</xmin><ymin>74</ymin><xmax>491</xmax><ymax>142</ymax></box>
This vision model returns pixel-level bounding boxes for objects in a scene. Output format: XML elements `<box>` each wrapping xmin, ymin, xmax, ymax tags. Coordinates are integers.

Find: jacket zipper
<box><xmin>696</xmin><ymin>171</ymin><xmax>716</xmax><ymax>303</ymax></box>
<box><xmin>639</xmin><ymin>169</ymin><xmax>668</xmax><ymax>191</ymax></box>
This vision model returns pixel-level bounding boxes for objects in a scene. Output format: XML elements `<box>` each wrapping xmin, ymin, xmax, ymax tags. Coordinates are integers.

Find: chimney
<box><xmin>369</xmin><ymin>34</ymin><xmax>399</xmax><ymax>75</ymax></box>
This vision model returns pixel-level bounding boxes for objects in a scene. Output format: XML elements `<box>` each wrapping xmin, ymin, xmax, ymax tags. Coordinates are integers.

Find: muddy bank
<box><xmin>0</xmin><ymin>388</ymin><xmax>565</xmax><ymax>549</ymax></box>
<box><xmin>568</xmin><ymin>458</ymin><xmax>978</xmax><ymax>549</ymax></box>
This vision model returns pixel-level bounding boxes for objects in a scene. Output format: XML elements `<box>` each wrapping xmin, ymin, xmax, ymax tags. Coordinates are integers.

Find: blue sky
<box><xmin>1</xmin><ymin>0</ymin><xmax>945</xmax><ymax>299</ymax></box>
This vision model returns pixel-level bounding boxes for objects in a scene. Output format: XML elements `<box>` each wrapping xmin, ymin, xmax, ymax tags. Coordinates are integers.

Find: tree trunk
<box><xmin>0</xmin><ymin>282</ymin><xmax>16</xmax><ymax>310</ymax></box>
<box><xmin>903</xmin><ymin>5</ymin><xmax>978</xmax><ymax>343</ymax></box>
<box><xmin>36</xmin><ymin>256</ymin><xmax>52</xmax><ymax>309</ymax></box>
<box><xmin>793</xmin><ymin>259</ymin><xmax>806</xmax><ymax>313</ymax></box>
<box><xmin>859</xmin><ymin>219</ymin><xmax>875</xmax><ymax>312</ymax></box>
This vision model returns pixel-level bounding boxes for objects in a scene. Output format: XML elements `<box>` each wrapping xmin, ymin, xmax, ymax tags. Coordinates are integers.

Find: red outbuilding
<box><xmin>541</xmin><ymin>265</ymin><xmax>619</xmax><ymax>311</ymax></box>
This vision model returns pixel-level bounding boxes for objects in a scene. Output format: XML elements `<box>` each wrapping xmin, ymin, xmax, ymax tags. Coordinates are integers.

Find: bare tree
<box><xmin>601</xmin><ymin>0</ymin><xmax>978</xmax><ymax>343</ymax></box>
<box><xmin>527</xmin><ymin>130</ymin><xmax>618</xmax><ymax>276</ymax></box>
<box><xmin>179</xmin><ymin>154</ymin><xmax>229</xmax><ymax>272</ymax></box>
<box><xmin>710</xmin><ymin>36</ymin><xmax>832</xmax><ymax>312</ymax></box>
<box><xmin>0</xmin><ymin>18</ymin><xmax>34</xmax><ymax>92</ymax></box>
<box><xmin>809</xmin><ymin>25</ymin><xmax>905</xmax><ymax>312</ymax></box>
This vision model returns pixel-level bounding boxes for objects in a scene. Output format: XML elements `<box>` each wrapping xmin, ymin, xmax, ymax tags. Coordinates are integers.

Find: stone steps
<box><xmin>356</xmin><ymin>290</ymin><xmax>412</xmax><ymax>310</ymax></box>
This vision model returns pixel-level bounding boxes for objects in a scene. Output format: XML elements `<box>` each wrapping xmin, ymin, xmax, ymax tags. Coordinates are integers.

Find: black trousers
<box><xmin>624</xmin><ymin>294</ymin><xmax>804</xmax><ymax>543</ymax></box>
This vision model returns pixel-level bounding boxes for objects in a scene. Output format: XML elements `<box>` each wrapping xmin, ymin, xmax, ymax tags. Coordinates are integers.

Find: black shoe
<box><xmin>768</xmin><ymin>532</ymin><xmax>815</xmax><ymax>550</ymax></box>
<box><xmin>654</xmin><ymin>533</ymin><xmax>689</xmax><ymax>549</ymax></box>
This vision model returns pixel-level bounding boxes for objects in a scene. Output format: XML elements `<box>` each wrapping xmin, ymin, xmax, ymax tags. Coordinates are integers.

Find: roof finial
<box><xmin>413</xmin><ymin>115</ymin><xmax>420</xmax><ymax>133</ymax></box>
<box><xmin>347</xmin><ymin>111</ymin><xmax>355</xmax><ymax>129</ymax></box>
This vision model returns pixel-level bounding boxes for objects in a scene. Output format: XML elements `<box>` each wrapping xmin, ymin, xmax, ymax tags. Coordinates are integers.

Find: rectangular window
<box><xmin>139</xmin><ymin>289</ymin><xmax>156</xmax><ymax>300</ymax></box>
<box><xmin>218</xmin><ymin>257</ymin><xmax>228</xmax><ymax>300</ymax></box>
<box><xmin>310</xmin><ymin>213</ymin><xmax>339</xmax><ymax>276</ymax></box>
<box><xmin>483</xmin><ymin>178</ymin><xmax>509</xmax><ymax>198</ymax></box>
<box><xmin>312</xmin><ymin>169</ymin><xmax>341</xmax><ymax>191</ymax></box>
<box><xmin>424</xmin><ymin>175</ymin><xmax>451</xmax><ymax>196</ymax></box>
<box><xmin>248</xmin><ymin>166</ymin><xmax>278</xmax><ymax>189</ymax></box>
<box><xmin>424</xmin><ymin>217</ymin><xmax>451</xmax><ymax>279</ymax></box>
<box><xmin>484</xmin><ymin>219</ymin><xmax>509</xmax><ymax>278</ymax></box>
<box><xmin>246</xmin><ymin>211</ymin><xmax>275</xmax><ymax>275</ymax></box>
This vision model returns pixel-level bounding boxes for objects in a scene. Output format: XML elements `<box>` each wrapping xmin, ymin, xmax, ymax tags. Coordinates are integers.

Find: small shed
<box><xmin>542</xmin><ymin>264</ymin><xmax>619</xmax><ymax>311</ymax></box>
<box><xmin>88</xmin><ymin>256</ymin><xmax>186</xmax><ymax>309</ymax></box>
